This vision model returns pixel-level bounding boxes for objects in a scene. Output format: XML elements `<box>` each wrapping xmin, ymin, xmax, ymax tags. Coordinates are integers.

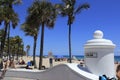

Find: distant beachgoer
<box><xmin>48</xmin><ymin>51</ymin><xmax>53</xmax><ymax>68</ymax></box>
<box><xmin>4</xmin><ymin>61</ymin><xmax>8</xmax><ymax>69</ymax></box>
<box><xmin>3</xmin><ymin>57</ymin><xmax>8</xmax><ymax>62</ymax></box>
<box><xmin>19</xmin><ymin>59</ymin><xmax>25</xmax><ymax>65</ymax></box>
<box><xmin>25</xmin><ymin>61</ymin><xmax>33</xmax><ymax>69</ymax></box>
<box><xmin>49</xmin><ymin>58</ymin><xmax>53</xmax><ymax>68</ymax></box>
<box><xmin>9</xmin><ymin>59</ymin><xmax>15</xmax><ymax>68</ymax></box>
<box><xmin>80</xmin><ymin>62</ymin><xmax>84</xmax><ymax>67</ymax></box>
<box><xmin>27</xmin><ymin>61</ymin><xmax>32</xmax><ymax>66</ymax></box>
<box><xmin>25</xmin><ymin>65</ymin><xmax>32</xmax><ymax>69</ymax></box>
<box><xmin>116</xmin><ymin>64</ymin><xmax>120</xmax><ymax>80</ymax></box>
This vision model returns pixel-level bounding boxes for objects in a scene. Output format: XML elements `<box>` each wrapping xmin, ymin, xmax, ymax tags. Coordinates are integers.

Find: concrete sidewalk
<box><xmin>3</xmin><ymin>69</ymin><xmax>45</xmax><ymax>80</ymax></box>
<box><xmin>0</xmin><ymin>71</ymin><xmax>2</xmax><ymax>78</ymax></box>
<box><xmin>3</xmin><ymin>77</ymin><xmax>36</xmax><ymax>80</ymax></box>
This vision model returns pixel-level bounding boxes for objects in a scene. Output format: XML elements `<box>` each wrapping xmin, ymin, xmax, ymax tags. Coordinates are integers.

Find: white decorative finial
<box><xmin>94</xmin><ymin>30</ymin><xmax>103</xmax><ymax>39</ymax></box>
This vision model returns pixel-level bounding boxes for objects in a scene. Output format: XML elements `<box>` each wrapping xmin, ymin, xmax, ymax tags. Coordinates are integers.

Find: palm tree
<box><xmin>9</xmin><ymin>37</ymin><xmax>16</xmax><ymax>59</ymax></box>
<box><xmin>58</xmin><ymin>0</ymin><xmax>90</xmax><ymax>63</ymax></box>
<box><xmin>14</xmin><ymin>36</ymin><xmax>22</xmax><ymax>60</ymax></box>
<box><xmin>7</xmin><ymin>12</ymin><xmax>19</xmax><ymax>59</ymax></box>
<box><xmin>0</xmin><ymin>29</ymin><xmax>4</xmax><ymax>57</ymax></box>
<box><xmin>0</xmin><ymin>0</ymin><xmax>21</xmax><ymax>59</ymax></box>
<box><xmin>28</xmin><ymin>0</ymin><xmax>57</xmax><ymax>69</ymax></box>
<box><xmin>26</xmin><ymin>45</ymin><xmax>30</xmax><ymax>57</ymax></box>
<box><xmin>0</xmin><ymin>5</ymin><xmax>8</xmax><ymax>58</ymax></box>
<box><xmin>21</xmin><ymin>23</ymin><xmax>39</xmax><ymax>68</ymax></box>
<box><xmin>19</xmin><ymin>44</ymin><xmax>24</xmax><ymax>56</ymax></box>
<box><xmin>0</xmin><ymin>29</ymin><xmax>4</xmax><ymax>47</ymax></box>
<box><xmin>9</xmin><ymin>37</ymin><xmax>25</xmax><ymax>59</ymax></box>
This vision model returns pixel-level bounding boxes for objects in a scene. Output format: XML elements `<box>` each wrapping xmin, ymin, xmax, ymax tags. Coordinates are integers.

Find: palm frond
<box><xmin>13</xmin><ymin>0</ymin><xmax>22</xmax><ymax>5</ymax></box>
<box><xmin>21</xmin><ymin>22</ymin><xmax>39</xmax><ymax>37</ymax></box>
<box><xmin>74</xmin><ymin>3</ymin><xmax>90</xmax><ymax>14</ymax></box>
<box><xmin>11</xmin><ymin>12</ymin><xmax>19</xmax><ymax>28</ymax></box>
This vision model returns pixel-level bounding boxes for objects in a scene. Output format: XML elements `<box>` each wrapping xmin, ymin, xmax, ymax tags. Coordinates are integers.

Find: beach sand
<box><xmin>15</xmin><ymin>56</ymin><xmax>119</xmax><ymax>70</ymax></box>
<box><xmin>15</xmin><ymin>56</ymin><xmax>80</xmax><ymax>69</ymax></box>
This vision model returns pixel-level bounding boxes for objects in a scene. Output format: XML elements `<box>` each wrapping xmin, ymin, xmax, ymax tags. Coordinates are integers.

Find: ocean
<box><xmin>53</xmin><ymin>55</ymin><xmax>120</xmax><ymax>62</ymax></box>
<box><xmin>114</xmin><ymin>56</ymin><xmax>120</xmax><ymax>62</ymax></box>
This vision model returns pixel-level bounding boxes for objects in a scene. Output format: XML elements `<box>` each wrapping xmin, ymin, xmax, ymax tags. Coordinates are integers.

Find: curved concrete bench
<box><xmin>37</xmin><ymin>63</ymin><xmax>99</xmax><ymax>80</ymax></box>
<box><xmin>4</xmin><ymin>63</ymin><xmax>99</xmax><ymax>80</ymax></box>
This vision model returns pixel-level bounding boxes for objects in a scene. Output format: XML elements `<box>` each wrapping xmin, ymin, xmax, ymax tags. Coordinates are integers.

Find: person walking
<box><xmin>48</xmin><ymin>52</ymin><xmax>53</xmax><ymax>68</ymax></box>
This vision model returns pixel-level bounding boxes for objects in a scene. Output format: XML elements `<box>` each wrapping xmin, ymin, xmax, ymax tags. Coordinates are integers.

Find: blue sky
<box><xmin>1</xmin><ymin>0</ymin><xmax>120</xmax><ymax>56</ymax></box>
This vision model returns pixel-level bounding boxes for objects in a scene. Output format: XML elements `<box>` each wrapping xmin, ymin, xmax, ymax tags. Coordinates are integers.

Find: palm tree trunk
<box><xmin>0</xmin><ymin>23</ymin><xmax>8</xmax><ymax>58</ymax></box>
<box><xmin>22</xmin><ymin>45</ymin><xmax>24</xmax><ymax>56</ymax></box>
<box><xmin>33</xmin><ymin>36</ymin><xmax>37</xmax><ymax>68</ymax></box>
<box><xmin>17</xmin><ymin>43</ymin><xmax>20</xmax><ymax>60</ymax></box>
<box><xmin>69</xmin><ymin>23</ymin><xmax>72</xmax><ymax>63</ymax></box>
<box><xmin>7</xmin><ymin>23</ymin><xmax>10</xmax><ymax>59</ymax></box>
<box><xmin>39</xmin><ymin>22</ymin><xmax>45</xmax><ymax>70</ymax></box>
<box><xmin>13</xmin><ymin>45</ymin><xmax>15</xmax><ymax>60</ymax></box>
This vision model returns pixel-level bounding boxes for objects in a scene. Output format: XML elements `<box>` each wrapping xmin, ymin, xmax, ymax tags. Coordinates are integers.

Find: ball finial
<box><xmin>94</xmin><ymin>30</ymin><xmax>103</xmax><ymax>39</ymax></box>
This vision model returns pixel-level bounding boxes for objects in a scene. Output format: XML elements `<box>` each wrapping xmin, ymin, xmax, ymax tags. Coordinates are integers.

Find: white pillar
<box><xmin>84</xmin><ymin>30</ymin><xmax>116</xmax><ymax>78</ymax></box>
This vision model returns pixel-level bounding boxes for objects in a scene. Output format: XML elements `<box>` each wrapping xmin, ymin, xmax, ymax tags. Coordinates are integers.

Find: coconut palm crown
<box><xmin>57</xmin><ymin>0</ymin><xmax>90</xmax><ymax>63</ymax></box>
<box><xmin>0</xmin><ymin>0</ymin><xmax>21</xmax><ymax>58</ymax></box>
<box><xmin>27</xmin><ymin>0</ymin><xmax>57</xmax><ymax>69</ymax></box>
<box><xmin>21</xmin><ymin>23</ymin><xmax>39</xmax><ymax>68</ymax></box>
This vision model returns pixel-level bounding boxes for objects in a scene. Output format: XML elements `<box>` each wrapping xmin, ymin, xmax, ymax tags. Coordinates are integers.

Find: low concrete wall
<box><xmin>4</xmin><ymin>63</ymin><xmax>99</xmax><ymax>80</ymax></box>
<box><xmin>38</xmin><ymin>63</ymin><xmax>99</xmax><ymax>80</ymax></box>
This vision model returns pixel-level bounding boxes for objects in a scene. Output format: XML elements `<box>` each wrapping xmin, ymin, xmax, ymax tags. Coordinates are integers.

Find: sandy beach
<box><xmin>14</xmin><ymin>56</ymin><xmax>120</xmax><ymax>70</ymax></box>
<box><xmin>15</xmin><ymin>56</ymin><xmax>80</xmax><ymax>69</ymax></box>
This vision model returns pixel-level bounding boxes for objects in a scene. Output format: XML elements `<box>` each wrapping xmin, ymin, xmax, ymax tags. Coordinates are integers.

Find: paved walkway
<box><xmin>0</xmin><ymin>71</ymin><xmax>2</xmax><ymax>75</ymax></box>
<box><xmin>3</xmin><ymin>77</ymin><xmax>36</xmax><ymax>80</ymax></box>
<box><xmin>3</xmin><ymin>69</ymin><xmax>45</xmax><ymax>80</ymax></box>
<box><xmin>0</xmin><ymin>71</ymin><xmax>2</xmax><ymax>78</ymax></box>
